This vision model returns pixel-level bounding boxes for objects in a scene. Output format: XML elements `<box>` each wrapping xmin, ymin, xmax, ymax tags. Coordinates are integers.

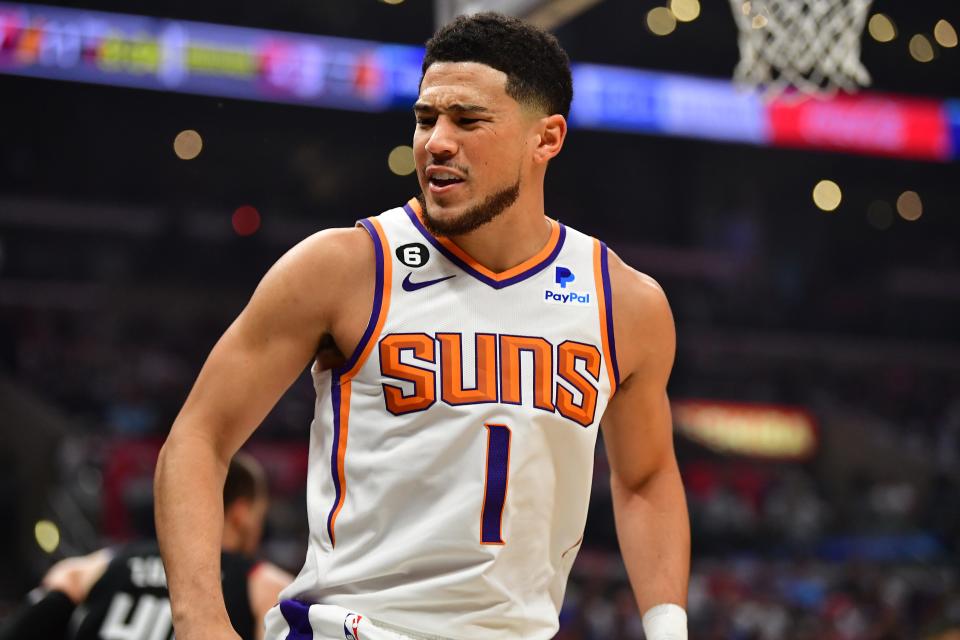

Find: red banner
<box><xmin>768</xmin><ymin>94</ymin><xmax>951</xmax><ymax>161</ymax></box>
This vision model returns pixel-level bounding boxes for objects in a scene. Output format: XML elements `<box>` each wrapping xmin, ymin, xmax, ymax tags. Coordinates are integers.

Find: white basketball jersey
<box><xmin>265</xmin><ymin>198</ymin><xmax>620</xmax><ymax>640</ymax></box>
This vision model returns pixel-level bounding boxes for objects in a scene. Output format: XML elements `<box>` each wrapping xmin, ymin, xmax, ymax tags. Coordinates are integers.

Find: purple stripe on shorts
<box><xmin>279</xmin><ymin>599</ymin><xmax>313</xmax><ymax>640</ymax></box>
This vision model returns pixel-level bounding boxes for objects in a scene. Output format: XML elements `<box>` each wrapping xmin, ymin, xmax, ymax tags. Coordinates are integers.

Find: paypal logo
<box><xmin>555</xmin><ymin>266</ymin><xmax>575</xmax><ymax>289</ymax></box>
<box><xmin>544</xmin><ymin>290</ymin><xmax>591</xmax><ymax>305</ymax></box>
<box><xmin>544</xmin><ymin>266</ymin><xmax>590</xmax><ymax>305</ymax></box>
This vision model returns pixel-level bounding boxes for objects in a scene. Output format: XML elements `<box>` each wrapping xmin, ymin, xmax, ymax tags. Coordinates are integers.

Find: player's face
<box><xmin>413</xmin><ymin>62</ymin><xmax>535</xmax><ymax>236</ymax></box>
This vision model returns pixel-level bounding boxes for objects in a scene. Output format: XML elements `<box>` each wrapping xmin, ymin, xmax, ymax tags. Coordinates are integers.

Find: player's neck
<box><xmin>447</xmin><ymin>191</ymin><xmax>552</xmax><ymax>274</ymax></box>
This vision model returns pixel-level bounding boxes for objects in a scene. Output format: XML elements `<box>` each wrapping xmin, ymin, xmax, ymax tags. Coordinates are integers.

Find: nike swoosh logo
<box><xmin>402</xmin><ymin>273</ymin><xmax>456</xmax><ymax>292</ymax></box>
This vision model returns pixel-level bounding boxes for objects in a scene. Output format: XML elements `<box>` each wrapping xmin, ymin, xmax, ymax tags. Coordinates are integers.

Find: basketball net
<box><xmin>729</xmin><ymin>0</ymin><xmax>873</xmax><ymax>99</ymax></box>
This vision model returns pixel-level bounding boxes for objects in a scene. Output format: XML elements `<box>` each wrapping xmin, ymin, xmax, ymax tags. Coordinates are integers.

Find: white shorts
<box><xmin>264</xmin><ymin>600</ymin><xmax>452</xmax><ymax>640</ymax></box>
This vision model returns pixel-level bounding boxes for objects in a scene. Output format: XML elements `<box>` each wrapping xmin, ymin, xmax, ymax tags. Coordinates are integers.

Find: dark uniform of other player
<box><xmin>0</xmin><ymin>453</ymin><xmax>292</xmax><ymax>640</ymax></box>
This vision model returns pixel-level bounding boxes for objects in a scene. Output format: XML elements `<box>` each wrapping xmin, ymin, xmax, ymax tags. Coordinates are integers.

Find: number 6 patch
<box><xmin>395</xmin><ymin>242</ymin><xmax>429</xmax><ymax>268</ymax></box>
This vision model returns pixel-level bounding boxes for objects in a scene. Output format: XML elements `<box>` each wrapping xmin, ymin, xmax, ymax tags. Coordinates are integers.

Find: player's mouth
<box><xmin>426</xmin><ymin>167</ymin><xmax>466</xmax><ymax>195</ymax></box>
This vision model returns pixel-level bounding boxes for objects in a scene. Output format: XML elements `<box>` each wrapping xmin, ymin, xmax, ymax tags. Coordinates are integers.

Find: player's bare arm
<box><xmin>41</xmin><ymin>549</ymin><xmax>112</xmax><ymax>604</ymax></box>
<box><xmin>600</xmin><ymin>250</ymin><xmax>691</xmax><ymax>632</ymax></box>
<box><xmin>154</xmin><ymin>226</ymin><xmax>375</xmax><ymax>639</ymax></box>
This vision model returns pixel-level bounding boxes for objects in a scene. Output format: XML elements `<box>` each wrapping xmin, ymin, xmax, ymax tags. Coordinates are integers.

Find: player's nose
<box><xmin>424</xmin><ymin>118</ymin><xmax>459</xmax><ymax>158</ymax></box>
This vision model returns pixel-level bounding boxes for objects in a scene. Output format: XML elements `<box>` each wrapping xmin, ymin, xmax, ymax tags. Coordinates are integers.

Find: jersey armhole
<box><xmin>592</xmin><ymin>239</ymin><xmax>621</xmax><ymax>394</ymax></box>
<box><xmin>333</xmin><ymin>218</ymin><xmax>393</xmax><ymax>382</ymax></box>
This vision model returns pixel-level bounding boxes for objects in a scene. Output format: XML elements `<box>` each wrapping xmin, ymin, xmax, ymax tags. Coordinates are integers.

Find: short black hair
<box><xmin>422</xmin><ymin>12</ymin><xmax>573</xmax><ymax>119</ymax></box>
<box><xmin>223</xmin><ymin>452</ymin><xmax>267</xmax><ymax>509</ymax></box>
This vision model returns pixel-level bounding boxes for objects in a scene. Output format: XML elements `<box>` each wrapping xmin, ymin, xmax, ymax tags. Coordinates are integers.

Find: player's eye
<box><xmin>459</xmin><ymin>118</ymin><xmax>480</xmax><ymax>126</ymax></box>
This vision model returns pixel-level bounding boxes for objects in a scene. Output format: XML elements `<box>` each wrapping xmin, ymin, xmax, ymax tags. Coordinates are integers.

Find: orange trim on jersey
<box><xmin>328</xmin><ymin>380</ymin><xmax>352</xmax><ymax>546</ymax></box>
<box><xmin>342</xmin><ymin>217</ymin><xmax>393</xmax><ymax>383</ymax></box>
<box><xmin>407</xmin><ymin>197</ymin><xmax>561</xmax><ymax>282</ymax></box>
<box><xmin>592</xmin><ymin>239</ymin><xmax>618</xmax><ymax>393</ymax></box>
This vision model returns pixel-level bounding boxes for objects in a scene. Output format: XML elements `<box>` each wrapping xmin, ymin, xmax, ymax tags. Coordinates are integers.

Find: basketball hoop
<box><xmin>729</xmin><ymin>0</ymin><xmax>873</xmax><ymax>99</ymax></box>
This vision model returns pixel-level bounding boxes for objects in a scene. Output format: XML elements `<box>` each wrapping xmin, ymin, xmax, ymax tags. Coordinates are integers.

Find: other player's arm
<box><xmin>600</xmin><ymin>252</ymin><xmax>690</xmax><ymax>639</ymax></box>
<box><xmin>0</xmin><ymin>549</ymin><xmax>111</xmax><ymax>640</ymax></box>
<box><xmin>154</xmin><ymin>228</ymin><xmax>373</xmax><ymax>640</ymax></box>
<box><xmin>248</xmin><ymin>563</ymin><xmax>295</xmax><ymax>640</ymax></box>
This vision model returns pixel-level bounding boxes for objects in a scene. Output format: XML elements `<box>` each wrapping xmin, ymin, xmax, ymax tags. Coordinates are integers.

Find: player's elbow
<box><xmin>610</xmin><ymin>453</ymin><xmax>682</xmax><ymax>498</ymax></box>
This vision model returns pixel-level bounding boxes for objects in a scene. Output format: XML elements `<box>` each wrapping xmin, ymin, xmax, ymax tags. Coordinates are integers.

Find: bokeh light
<box><xmin>646</xmin><ymin>7</ymin><xmax>677</xmax><ymax>36</ymax></box>
<box><xmin>669</xmin><ymin>0</ymin><xmax>701</xmax><ymax>23</ymax></box>
<box><xmin>232</xmin><ymin>205</ymin><xmax>261</xmax><ymax>236</ymax></box>
<box><xmin>173</xmin><ymin>129</ymin><xmax>203</xmax><ymax>160</ymax></box>
<box><xmin>812</xmin><ymin>180</ymin><xmax>842</xmax><ymax>212</ymax></box>
<box><xmin>896</xmin><ymin>191</ymin><xmax>923</xmax><ymax>221</ymax></box>
<box><xmin>867</xmin><ymin>14</ymin><xmax>897</xmax><ymax>43</ymax></box>
<box><xmin>934</xmin><ymin>19</ymin><xmax>958</xmax><ymax>48</ymax></box>
<box><xmin>387</xmin><ymin>145</ymin><xmax>416</xmax><ymax>176</ymax></box>
<box><xmin>909</xmin><ymin>34</ymin><xmax>935</xmax><ymax>62</ymax></box>
<box><xmin>35</xmin><ymin>520</ymin><xmax>60</xmax><ymax>554</ymax></box>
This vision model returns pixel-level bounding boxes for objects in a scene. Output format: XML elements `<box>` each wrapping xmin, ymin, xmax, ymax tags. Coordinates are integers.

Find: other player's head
<box><xmin>415</xmin><ymin>12</ymin><xmax>573</xmax><ymax>236</ymax></box>
<box><xmin>222</xmin><ymin>452</ymin><xmax>269</xmax><ymax>556</ymax></box>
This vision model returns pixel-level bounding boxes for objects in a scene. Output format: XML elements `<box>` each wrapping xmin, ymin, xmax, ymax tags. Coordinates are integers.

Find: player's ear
<box><xmin>532</xmin><ymin>114</ymin><xmax>567</xmax><ymax>165</ymax></box>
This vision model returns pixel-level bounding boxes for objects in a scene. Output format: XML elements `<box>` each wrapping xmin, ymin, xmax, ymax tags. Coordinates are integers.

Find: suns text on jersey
<box><xmin>377</xmin><ymin>332</ymin><xmax>603</xmax><ymax>427</ymax></box>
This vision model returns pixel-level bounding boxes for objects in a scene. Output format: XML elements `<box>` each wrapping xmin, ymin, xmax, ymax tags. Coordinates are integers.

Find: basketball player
<box><xmin>155</xmin><ymin>13</ymin><xmax>690</xmax><ymax>640</ymax></box>
<box><xmin>0</xmin><ymin>454</ymin><xmax>292</xmax><ymax>640</ymax></box>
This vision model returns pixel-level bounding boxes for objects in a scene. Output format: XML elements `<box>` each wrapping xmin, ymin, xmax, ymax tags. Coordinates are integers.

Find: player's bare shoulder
<box><xmin>245</xmin><ymin>226</ymin><xmax>375</xmax><ymax>340</ymax></box>
<box><xmin>267</xmin><ymin>226</ymin><xmax>374</xmax><ymax>301</ymax></box>
<box><xmin>604</xmin><ymin>247</ymin><xmax>676</xmax><ymax>383</ymax></box>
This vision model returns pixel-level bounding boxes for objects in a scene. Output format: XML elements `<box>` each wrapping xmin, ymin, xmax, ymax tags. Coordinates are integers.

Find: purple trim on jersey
<box><xmin>599</xmin><ymin>242</ymin><xmax>621</xmax><ymax>388</ymax></box>
<box><xmin>279</xmin><ymin>599</ymin><xmax>314</xmax><ymax>640</ymax></box>
<box><xmin>403</xmin><ymin>203</ymin><xmax>567</xmax><ymax>290</ymax></box>
<box><xmin>337</xmin><ymin>218</ymin><xmax>386</xmax><ymax>375</ymax></box>
<box><xmin>326</xmin><ymin>377</ymin><xmax>343</xmax><ymax>545</ymax></box>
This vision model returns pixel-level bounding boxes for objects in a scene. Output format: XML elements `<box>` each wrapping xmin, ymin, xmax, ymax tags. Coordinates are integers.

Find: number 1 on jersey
<box><xmin>481</xmin><ymin>423</ymin><xmax>512</xmax><ymax>545</ymax></box>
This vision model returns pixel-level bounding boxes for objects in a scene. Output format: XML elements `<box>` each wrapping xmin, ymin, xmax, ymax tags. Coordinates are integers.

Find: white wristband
<box><xmin>642</xmin><ymin>603</ymin><xmax>687</xmax><ymax>640</ymax></box>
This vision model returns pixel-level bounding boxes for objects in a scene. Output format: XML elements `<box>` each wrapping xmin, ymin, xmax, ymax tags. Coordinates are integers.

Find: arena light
<box><xmin>673</xmin><ymin>400</ymin><xmax>818</xmax><ymax>460</ymax></box>
<box><xmin>34</xmin><ymin>520</ymin><xmax>60</xmax><ymax>554</ymax></box>
<box><xmin>387</xmin><ymin>145</ymin><xmax>415</xmax><ymax>176</ymax></box>
<box><xmin>813</xmin><ymin>179</ymin><xmax>842</xmax><ymax>212</ymax></box>
<box><xmin>173</xmin><ymin>129</ymin><xmax>203</xmax><ymax>160</ymax></box>
<box><xmin>669</xmin><ymin>0</ymin><xmax>700</xmax><ymax>23</ymax></box>
<box><xmin>909</xmin><ymin>34</ymin><xmax>935</xmax><ymax>63</ymax></box>
<box><xmin>646</xmin><ymin>7</ymin><xmax>677</xmax><ymax>36</ymax></box>
<box><xmin>232</xmin><ymin>205</ymin><xmax>261</xmax><ymax>236</ymax></box>
<box><xmin>867</xmin><ymin>14</ymin><xmax>897</xmax><ymax>43</ymax></box>
<box><xmin>896</xmin><ymin>191</ymin><xmax>923</xmax><ymax>221</ymax></box>
<box><xmin>934</xmin><ymin>19</ymin><xmax>958</xmax><ymax>48</ymax></box>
